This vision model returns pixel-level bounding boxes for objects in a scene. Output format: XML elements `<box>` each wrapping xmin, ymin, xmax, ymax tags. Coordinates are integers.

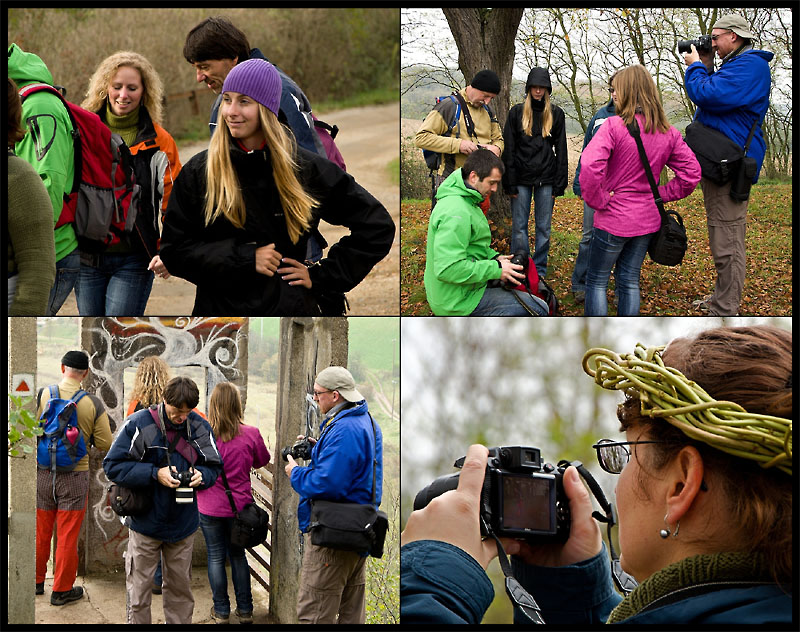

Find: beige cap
<box><xmin>316</xmin><ymin>366</ymin><xmax>364</xmax><ymax>403</ymax></box>
<box><xmin>712</xmin><ymin>14</ymin><xmax>754</xmax><ymax>40</ymax></box>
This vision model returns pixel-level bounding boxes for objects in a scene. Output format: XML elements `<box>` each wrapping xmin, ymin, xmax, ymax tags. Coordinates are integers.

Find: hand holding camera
<box><xmin>498</xmin><ymin>254</ymin><xmax>526</xmax><ymax>287</ymax></box>
<box><xmin>401</xmin><ymin>444</ymin><xmax>500</xmax><ymax>570</ymax></box>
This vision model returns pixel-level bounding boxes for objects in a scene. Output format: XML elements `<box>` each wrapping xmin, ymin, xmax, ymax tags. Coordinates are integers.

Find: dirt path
<box><xmin>57</xmin><ymin>103</ymin><xmax>399</xmax><ymax>316</ymax></box>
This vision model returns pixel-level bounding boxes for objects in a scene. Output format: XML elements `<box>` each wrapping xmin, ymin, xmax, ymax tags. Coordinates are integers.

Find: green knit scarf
<box><xmin>607</xmin><ymin>551</ymin><xmax>773</xmax><ymax>623</ymax></box>
<box><xmin>105</xmin><ymin>104</ymin><xmax>140</xmax><ymax>146</ymax></box>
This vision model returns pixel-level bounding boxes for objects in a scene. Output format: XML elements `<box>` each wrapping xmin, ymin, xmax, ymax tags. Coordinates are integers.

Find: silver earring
<box><xmin>659</xmin><ymin>515</ymin><xmax>679</xmax><ymax>539</ymax></box>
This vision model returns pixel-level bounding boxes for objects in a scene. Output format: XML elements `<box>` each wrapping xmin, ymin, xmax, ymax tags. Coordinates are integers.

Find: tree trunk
<box><xmin>443</xmin><ymin>8</ymin><xmax>524</xmax><ymax>226</ymax></box>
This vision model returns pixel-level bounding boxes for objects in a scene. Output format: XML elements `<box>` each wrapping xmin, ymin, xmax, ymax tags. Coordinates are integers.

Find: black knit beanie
<box><xmin>470</xmin><ymin>70</ymin><xmax>501</xmax><ymax>94</ymax></box>
<box><xmin>61</xmin><ymin>351</ymin><xmax>89</xmax><ymax>370</ymax></box>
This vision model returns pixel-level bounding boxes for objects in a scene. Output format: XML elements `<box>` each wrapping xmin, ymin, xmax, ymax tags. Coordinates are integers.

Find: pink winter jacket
<box><xmin>579</xmin><ymin>113</ymin><xmax>701</xmax><ymax>237</ymax></box>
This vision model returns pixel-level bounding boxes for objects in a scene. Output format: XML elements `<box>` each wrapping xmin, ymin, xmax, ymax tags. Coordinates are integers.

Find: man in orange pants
<box><xmin>36</xmin><ymin>350</ymin><xmax>113</xmax><ymax>605</ymax></box>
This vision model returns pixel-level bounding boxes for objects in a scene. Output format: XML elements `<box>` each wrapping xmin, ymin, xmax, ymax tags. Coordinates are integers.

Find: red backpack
<box><xmin>19</xmin><ymin>83</ymin><xmax>140</xmax><ymax>252</ymax></box>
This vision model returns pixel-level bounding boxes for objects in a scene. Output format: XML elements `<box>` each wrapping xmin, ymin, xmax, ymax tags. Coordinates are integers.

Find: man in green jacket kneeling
<box><xmin>424</xmin><ymin>149</ymin><xmax>548</xmax><ymax>316</ymax></box>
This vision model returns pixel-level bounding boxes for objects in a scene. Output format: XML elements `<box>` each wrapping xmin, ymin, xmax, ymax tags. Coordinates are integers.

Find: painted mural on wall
<box><xmin>84</xmin><ymin>317</ymin><xmax>248</xmax><ymax>548</ymax></box>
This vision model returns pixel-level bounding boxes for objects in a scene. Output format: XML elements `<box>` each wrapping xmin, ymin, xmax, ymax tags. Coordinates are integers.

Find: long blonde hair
<box><xmin>521</xmin><ymin>90</ymin><xmax>553</xmax><ymax>138</ymax></box>
<box><xmin>613</xmin><ymin>64</ymin><xmax>670</xmax><ymax>134</ymax></box>
<box><xmin>129</xmin><ymin>356</ymin><xmax>171</xmax><ymax>408</ymax></box>
<box><xmin>208</xmin><ymin>381</ymin><xmax>244</xmax><ymax>443</ymax></box>
<box><xmin>81</xmin><ymin>51</ymin><xmax>164</xmax><ymax>124</ymax></box>
<box><xmin>204</xmin><ymin>104</ymin><xmax>317</xmax><ymax>243</ymax></box>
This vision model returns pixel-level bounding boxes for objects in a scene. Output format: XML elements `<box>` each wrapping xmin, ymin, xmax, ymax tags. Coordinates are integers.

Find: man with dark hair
<box><xmin>683</xmin><ymin>13</ymin><xmax>773</xmax><ymax>316</ymax></box>
<box><xmin>183</xmin><ymin>16</ymin><xmax>336</xmax><ymax>161</ymax></box>
<box><xmin>415</xmin><ymin>70</ymin><xmax>505</xmax><ymax>205</ymax></box>
<box><xmin>103</xmin><ymin>376</ymin><xmax>222</xmax><ymax>624</ymax></box>
<box><xmin>423</xmin><ymin>149</ymin><xmax>549</xmax><ymax>316</ymax></box>
<box><xmin>35</xmin><ymin>351</ymin><xmax>113</xmax><ymax>605</ymax></box>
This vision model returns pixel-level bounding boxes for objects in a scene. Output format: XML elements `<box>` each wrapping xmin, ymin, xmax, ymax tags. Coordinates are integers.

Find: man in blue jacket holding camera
<box><xmin>284</xmin><ymin>366</ymin><xmax>383</xmax><ymax>624</ymax></box>
<box><xmin>683</xmin><ymin>13</ymin><xmax>773</xmax><ymax>317</ymax></box>
<box><xmin>103</xmin><ymin>376</ymin><xmax>222</xmax><ymax>624</ymax></box>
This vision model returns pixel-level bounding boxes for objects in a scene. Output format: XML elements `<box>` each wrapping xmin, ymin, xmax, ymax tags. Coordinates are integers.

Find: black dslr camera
<box><xmin>414</xmin><ymin>446</ymin><xmax>571</xmax><ymax>543</ymax></box>
<box><xmin>505</xmin><ymin>251</ymin><xmax>529</xmax><ymax>289</ymax></box>
<box><xmin>281</xmin><ymin>437</ymin><xmax>313</xmax><ymax>462</ymax></box>
<box><xmin>173</xmin><ymin>469</ymin><xmax>195</xmax><ymax>504</ymax></box>
<box><xmin>678</xmin><ymin>34</ymin><xmax>712</xmax><ymax>55</ymax></box>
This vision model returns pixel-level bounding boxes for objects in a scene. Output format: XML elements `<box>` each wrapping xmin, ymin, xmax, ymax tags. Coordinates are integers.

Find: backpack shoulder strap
<box><xmin>70</xmin><ymin>389</ymin><xmax>88</xmax><ymax>404</ymax></box>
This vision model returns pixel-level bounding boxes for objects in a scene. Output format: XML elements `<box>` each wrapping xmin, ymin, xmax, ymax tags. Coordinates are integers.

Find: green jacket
<box><xmin>423</xmin><ymin>169</ymin><xmax>502</xmax><ymax>315</ymax></box>
<box><xmin>8</xmin><ymin>43</ymin><xmax>77</xmax><ymax>262</ymax></box>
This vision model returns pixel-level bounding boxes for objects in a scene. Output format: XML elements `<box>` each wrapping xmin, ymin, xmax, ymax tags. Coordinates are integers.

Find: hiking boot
<box><xmin>210</xmin><ymin>606</ymin><xmax>230</xmax><ymax>624</ymax></box>
<box><xmin>50</xmin><ymin>586</ymin><xmax>83</xmax><ymax>605</ymax></box>
<box><xmin>36</xmin><ymin>582</ymin><xmax>44</xmax><ymax>596</ymax></box>
<box><xmin>692</xmin><ymin>294</ymin><xmax>712</xmax><ymax>312</ymax></box>
<box><xmin>572</xmin><ymin>290</ymin><xmax>585</xmax><ymax>304</ymax></box>
<box><xmin>151</xmin><ymin>583</ymin><xmax>162</xmax><ymax>595</ymax></box>
<box><xmin>235</xmin><ymin>609</ymin><xmax>254</xmax><ymax>624</ymax></box>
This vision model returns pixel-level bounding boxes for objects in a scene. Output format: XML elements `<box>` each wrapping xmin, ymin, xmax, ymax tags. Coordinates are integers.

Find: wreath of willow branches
<box><xmin>582</xmin><ymin>343</ymin><xmax>792</xmax><ymax>476</ymax></box>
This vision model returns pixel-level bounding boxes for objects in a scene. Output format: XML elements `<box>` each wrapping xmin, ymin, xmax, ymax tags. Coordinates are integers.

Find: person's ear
<box><xmin>664</xmin><ymin>445</ymin><xmax>705</xmax><ymax>523</ymax></box>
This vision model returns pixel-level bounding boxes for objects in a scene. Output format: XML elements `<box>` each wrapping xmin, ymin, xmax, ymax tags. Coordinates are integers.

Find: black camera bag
<box><xmin>309</xmin><ymin>413</ymin><xmax>387</xmax><ymax>557</ymax></box>
<box><xmin>220</xmin><ymin>470</ymin><xmax>270</xmax><ymax>549</ymax></box>
<box><xmin>107</xmin><ymin>482</ymin><xmax>152</xmax><ymax>517</ymax></box>
<box><xmin>627</xmin><ymin>121</ymin><xmax>688</xmax><ymax>266</ymax></box>
<box><xmin>684</xmin><ymin>119</ymin><xmax>758</xmax><ymax>187</ymax></box>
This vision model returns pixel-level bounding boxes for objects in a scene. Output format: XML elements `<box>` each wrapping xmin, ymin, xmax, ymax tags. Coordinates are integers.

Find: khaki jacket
<box><xmin>37</xmin><ymin>376</ymin><xmax>114</xmax><ymax>471</ymax></box>
<box><xmin>415</xmin><ymin>87</ymin><xmax>504</xmax><ymax>176</ymax></box>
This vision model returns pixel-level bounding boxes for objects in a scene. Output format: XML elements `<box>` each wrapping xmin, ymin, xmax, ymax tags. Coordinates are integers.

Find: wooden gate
<box><xmin>246</xmin><ymin>462</ymin><xmax>274</xmax><ymax>594</ymax></box>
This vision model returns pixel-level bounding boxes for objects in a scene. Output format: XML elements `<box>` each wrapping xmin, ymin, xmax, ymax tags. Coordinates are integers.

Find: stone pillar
<box><xmin>269</xmin><ymin>317</ymin><xmax>348</xmax><ymax>624</ymax></box>
<box><xmin>8</xmin><ymin>317</ymin><xmax>38</xmax><ymax>624</ymax></box>
<box><xmin>77</xmin><ymin>317</ymin><xmax>248</xmax><ymax>573</ymax></box>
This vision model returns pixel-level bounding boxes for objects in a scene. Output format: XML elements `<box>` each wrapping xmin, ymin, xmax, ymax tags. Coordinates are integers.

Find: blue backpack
<box><xmin>37</xmin><ymin>385</ymin><xmax>88</xmax><ymax>471</ymax></box>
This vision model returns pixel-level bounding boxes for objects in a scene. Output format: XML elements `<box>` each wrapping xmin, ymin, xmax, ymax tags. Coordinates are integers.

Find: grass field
<box><xmin>401</xmin><ymin>183</ymin><xmax>793</xmax><ymax>316</ymax></box>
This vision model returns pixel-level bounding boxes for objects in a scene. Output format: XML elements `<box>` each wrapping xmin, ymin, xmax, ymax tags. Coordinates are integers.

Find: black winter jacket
<box><xmin>502</xmin><ymin>101</ymin><xmax>568</xmax><ymax>197</ymax></box>
<box><xmin>102</xmin><ymin>405</ymin><xmax>222</xmax><ymax>543</ymax></box>
<box><xmin>159</xmin><ymin>145</ymin><xmax>394</xmax><ymax>315</ymax></box>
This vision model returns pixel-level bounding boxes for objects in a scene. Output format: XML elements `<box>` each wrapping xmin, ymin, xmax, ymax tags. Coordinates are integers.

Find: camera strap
<box><xmin>489</xmin><ymin>529</ymin><xmax>546</xmax><ymax>624</ymax></box>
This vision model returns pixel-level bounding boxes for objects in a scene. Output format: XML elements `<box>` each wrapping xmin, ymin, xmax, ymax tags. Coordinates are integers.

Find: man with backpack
<box><xmin>35</xmin><ymin>350</ymin><xmax>113</xmax><ymax>605</ymax></box>
<box><xmin>415</xmin><ymin>70</ymin><xmax>505</xmax><ymax>208</ymax></box>
<box><xmin>182</xmin><ymin>16</ymin><xmax>346</xmax><ymax>262</ymax></box>
<box><xmin>8</xmin><ymin>44</ymin><xmax>80</xmax><ymax>315</ymax></box>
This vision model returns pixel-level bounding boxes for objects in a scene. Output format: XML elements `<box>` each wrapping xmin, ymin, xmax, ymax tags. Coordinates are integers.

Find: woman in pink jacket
<box><xmin>579</xmin><ymin>64</ymin><xmax>700</xmax><ymax>315</ymax></box>
<box><xmin>197</xmin><ymin>382</ymin><xmax>270</xmax><ymax>624</ymax></box>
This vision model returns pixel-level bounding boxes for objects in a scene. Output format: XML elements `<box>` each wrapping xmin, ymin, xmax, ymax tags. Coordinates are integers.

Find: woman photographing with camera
<box><xmin>159</xmin><ymin>58</ymin><xmax>394</xmax><ymax>315</ymax></box>
<box><xmin>401</xmin><ymin>324</ymin><xmax>792</xmax><ymax>625</ymax></box>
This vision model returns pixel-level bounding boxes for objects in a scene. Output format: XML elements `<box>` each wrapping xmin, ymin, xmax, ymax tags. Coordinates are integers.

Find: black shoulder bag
<box><xmin>684</xmin><ymin>117</ymin><xmax>758</xmax><ymax>189</ymax></box>
<box><xmin>221</xmin><ymin>470</ymin><xmax>271</xmax><ymax>549</ymax></box>
<box><xmin>309</xmin><ymin>413</ymin><xmax>388</xmax><ymax>557</ymax></box>
<box><xmin>627</xmin><ymin>120</ymin><xmax>688</xmax><ymax>266</ymax></box>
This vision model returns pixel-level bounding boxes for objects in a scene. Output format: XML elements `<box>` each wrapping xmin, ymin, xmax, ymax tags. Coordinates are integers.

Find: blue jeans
<box><xmin>75</xmin><ymin>251</ymin><xmax>154</xmax><ymax>316</ymax></box>
<box><xmin>199</xmin><ymin>513</ymin><xmax>252</xmax><ymax>617</ymax></box>
<box><xmin>510</xmin><ymin>184</ymin><xmax>554</xmax><ymax>278</ymax></box>
<box><xmin>570</xmin><ymin>202</ymin><xmax>596</xmax><ymax>293</ymax></box>
<box><xmin>584</xmin><ymin>228</ymin><xmax>654</xmax><ymax>316</ymax></box>
<box><xmin>471</xmin><ymin>285</ymin><xmax>548</xmax><ymax>316</ymax></box>
<box><xmin>47</xmin><ymin>250</ymin><xmax>80</xmax><ymax>316</ymax></box>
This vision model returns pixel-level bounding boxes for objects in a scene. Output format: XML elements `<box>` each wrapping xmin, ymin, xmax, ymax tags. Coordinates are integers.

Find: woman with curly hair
<box><xmin>78</xmin><ymin>51</ymin><xmax>182</xmax><ymax>315</ymax></box>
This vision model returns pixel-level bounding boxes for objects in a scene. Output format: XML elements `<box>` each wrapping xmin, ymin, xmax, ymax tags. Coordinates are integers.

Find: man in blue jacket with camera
<box><xmin>284</xmin><ymin>366</ymin><xmax>383</xmax><ymax>624</ymax></box>
<box><xmin>683</xmin><ymin>13</ymin><xmax>773</xmax><ymax>317</ymax></box>
<box><xmin>103</xmin><ymin>376</ymin><xmax>222</xmax><ymax>624</ymax></box>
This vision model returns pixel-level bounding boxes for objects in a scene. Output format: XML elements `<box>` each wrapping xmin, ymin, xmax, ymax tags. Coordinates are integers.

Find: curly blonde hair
<box><xmin>81</xmin><ymin>51</ymin><xmax>164</xmax><ymax>124</ymax></box>
<box><xmin>129</xmin><ymin>356</ymin><xmax>171</xmax><ymax>408</ymax></box>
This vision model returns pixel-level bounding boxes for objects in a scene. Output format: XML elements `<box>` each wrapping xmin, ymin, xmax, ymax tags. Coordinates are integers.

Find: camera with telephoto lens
<box><xmin>413</xmin><ymin>446</ymin><xmax>571</xmax><ymax>544</ymax></box>
<box><xmin>677</xmin><ymin>34</ymin><xmax>712</xmax><ymax>55</ymax></box>
<box><xmin>173</xmin><ymin>470</ymin><xmax>195</xmax><ymax>504</ymax></box>
<box><xmin>281</xmin><ymin>437</ymin><xmax>313</xmax><ymax>462</ymax></box>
